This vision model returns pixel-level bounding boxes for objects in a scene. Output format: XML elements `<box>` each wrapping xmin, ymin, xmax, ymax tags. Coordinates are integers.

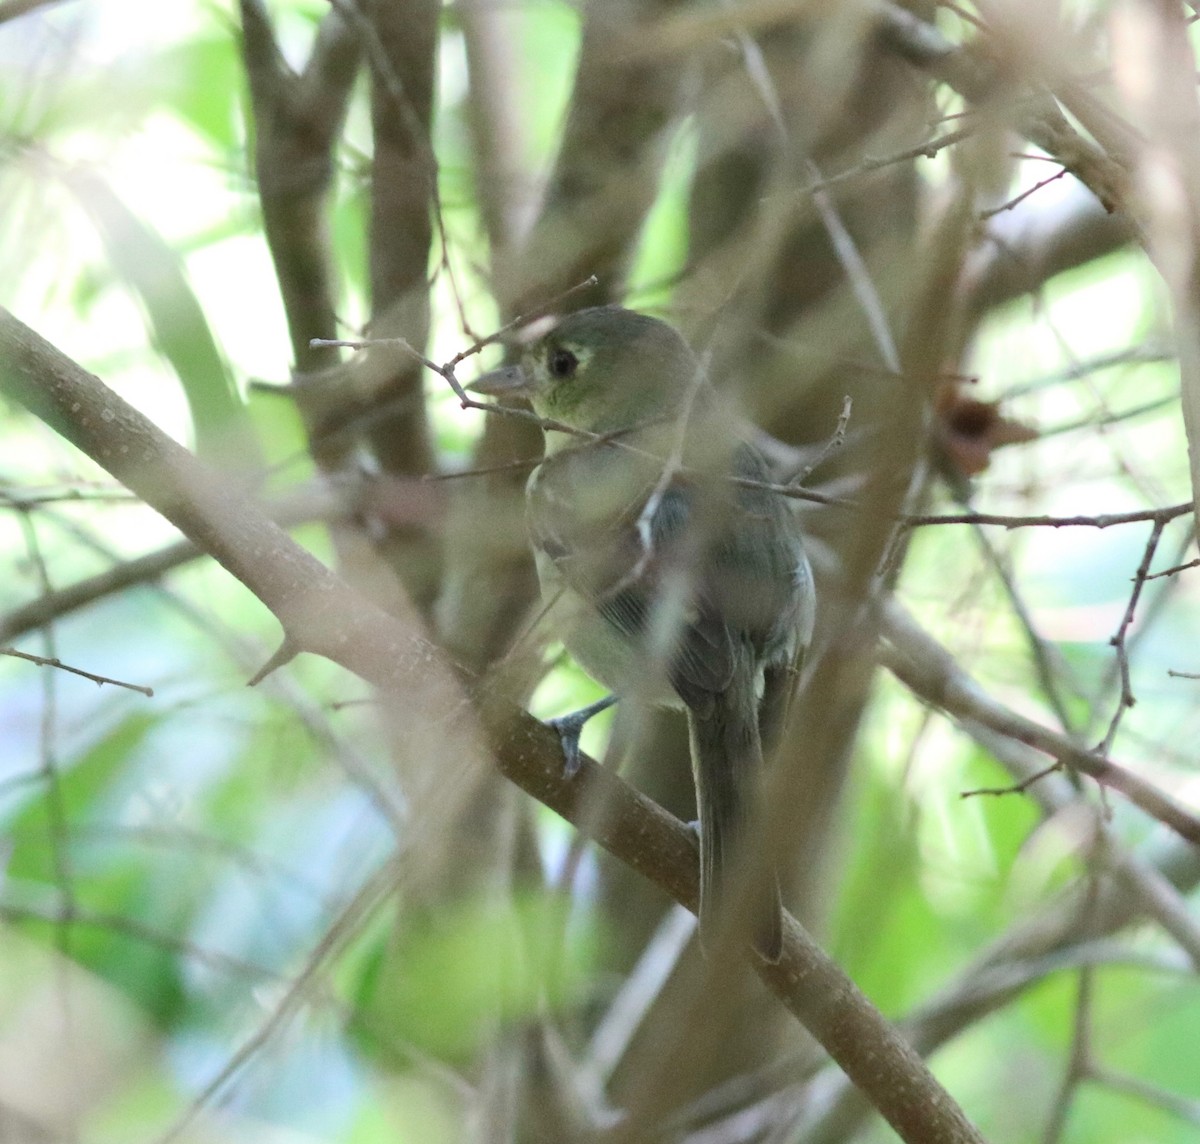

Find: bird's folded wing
<box><xmin>527</xmin><ymin>446</ymin><xmax>737</xmax><ymax>699</ymax></box>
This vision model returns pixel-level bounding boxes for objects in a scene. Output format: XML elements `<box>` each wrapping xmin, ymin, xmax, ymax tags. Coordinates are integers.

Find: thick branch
<box><xmin>354</xmin><ymin>0</ymin><xmax>439</xmax><ymax>480</ymax></box>
<box><xmin>495</xmin><ymin>0</ymin><xmax>688</xmax><ymax>314</ymax></box>
<box><xmin>0</xmin><ymin>306</ymin><xmax>984</xmax><ymax>1144</ymax></box>
<box><xmin>239</xmin><ymin>0</ymin><xmax>360</xmax><ymax>378</ymax></box>
<box><xmin>459</xmin><ymin>0</ymin><xmax>535</xmax><ymax>254</ymax></box>
<box><xmin>874</xmin><ymin>0</ymin><xmax>1130</xmax><ymax>213</ymax></box>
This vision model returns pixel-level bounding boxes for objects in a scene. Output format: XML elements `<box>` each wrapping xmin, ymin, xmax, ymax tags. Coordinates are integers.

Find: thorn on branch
<box><xmin>247</xmin><ymin>637</ymin><xmax>301</xmax><ymax>687</ymax></box>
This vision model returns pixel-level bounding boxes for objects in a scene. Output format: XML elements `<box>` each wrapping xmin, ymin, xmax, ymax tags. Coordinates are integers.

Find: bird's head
<box><xmin>470</xmin><ymin>306</ymin><xmax>701</xmax><ymax>437</ymax></box>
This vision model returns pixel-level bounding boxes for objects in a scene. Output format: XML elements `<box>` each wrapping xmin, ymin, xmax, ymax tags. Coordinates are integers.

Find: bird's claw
<box><xmin>548</xmin><ymin>695</ymin><xmax>618</xmax><ymax>779</ymax></box>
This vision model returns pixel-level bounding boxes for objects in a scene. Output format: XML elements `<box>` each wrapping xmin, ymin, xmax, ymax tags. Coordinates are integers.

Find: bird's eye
<box><xmin>548</xmin><ymin>347</ymin><xmax>578</xmax><ymax>379</ymax></box>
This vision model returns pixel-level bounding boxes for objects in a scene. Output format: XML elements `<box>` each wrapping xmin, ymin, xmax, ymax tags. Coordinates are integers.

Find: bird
<box><xmin>471</xmin><ymin>305</ymin><xmax>815</xmax><ymax>961</ymax></box>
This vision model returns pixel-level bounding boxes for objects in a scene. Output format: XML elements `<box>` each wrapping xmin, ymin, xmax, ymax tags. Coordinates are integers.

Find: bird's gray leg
<box><xmin>549</xmin><ymin>694</ymin><xmax>618</xmax><ymax>778</ymax></box>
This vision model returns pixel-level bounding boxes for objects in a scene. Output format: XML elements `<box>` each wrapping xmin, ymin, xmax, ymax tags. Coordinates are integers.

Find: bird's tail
<box><xmin>687</xmin><ymin>671</ymin><xmax>784</xmax><ymax>962</ymax></box>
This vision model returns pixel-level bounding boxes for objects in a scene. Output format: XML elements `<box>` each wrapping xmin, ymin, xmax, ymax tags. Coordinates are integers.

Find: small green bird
<box><xmin>472</xmin><ymin>305</ymin><xmax>815</xmax><ymax>961</ymax></box>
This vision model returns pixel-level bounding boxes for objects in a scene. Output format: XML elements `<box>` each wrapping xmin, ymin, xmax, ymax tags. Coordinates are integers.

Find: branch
<box><xmin>961</xmin><ymin>185</ymin><xmax>1135</xmax><ymax>321</ymax></box>
<box><xmin>459</xmin><ymin>0</ymin><xmax>536</xmax><ymax>254</ymax></box>
<box><xmin>495</xmin><ymin>0</ymin><xmax>688</xmax><ymax>315</ymax></box>
<box><xmin>873</xmin><ymin>1</ymin><xmax>1131</xmax><ymax>212</ymax></box>
<box><xmin>796</xmin><ymin>722</ymin><xmax>1200</xmax><ymax>1143</ymax></box>
<box><xmin>0</xmin><ymin>647</ymin><xmax>153</xmax><ymax>696</ymax></box>
<box><xmin>904</xmin><ymin>502</ymin><xmax>1192</xmax><ymax>530</ymax></box>
<box><xmin>238</xmin><ymin>0</ymin><xmax>360</xmax><ymax>380</ymax></box>
<box><xmin>341</xmin><ymin>0</ymin><xmax>440</xmax><ymax>484</ymax></box>
<box><xmin>0</xmin><ymin>0</ymin><xmax>67</xmax><ymax>22</ymax></box>
<box><xmin>0</xmin><ymin>477</ymin><xmax>370</xmax><ymax>644</ymax></box>
<box><xmin>1</xmin><ymin>537</ymin><xmax>196</xmax><ymax>644</ymax></box>
<box><xmin>1111</xmin><ymin>0</ymin><xmax>1200</xmax><ymax>543</ymax></box>
<box><xmin>0</xmin><ymin>306</ymin><xmax>986</xmax><ymax>1144</ymax></box>
<box><xmin>880</xmin><ymin>602</ymin><xmax>1200</xmax><ymax>847</ymax></box>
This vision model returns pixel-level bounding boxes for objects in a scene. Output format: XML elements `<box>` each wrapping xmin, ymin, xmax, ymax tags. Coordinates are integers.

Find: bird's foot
<box><xmin>549</xmin><ymin>695</ymin><xmax>618</xmax><ymax>778</ymax></box>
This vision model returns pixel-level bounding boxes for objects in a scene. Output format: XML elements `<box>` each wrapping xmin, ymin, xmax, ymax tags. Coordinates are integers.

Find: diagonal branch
<box><xmin>0</xmin><ymin>306</ymin><xmax>986</xmax><ymax>1144</ymax></box>
<box><xmin>880</xmin><ymin>601</ymin><xmax>1200</xmax><ymax>846</ymax></box>
<box><xmin>873</xmin><ymin>0</ymin><xmax>1131</xmax><ymax>213</ymax></box>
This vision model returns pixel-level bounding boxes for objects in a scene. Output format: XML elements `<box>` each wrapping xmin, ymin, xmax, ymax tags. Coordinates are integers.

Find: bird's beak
<box><xmin>468</xmin><ymin>364</ymin><xmax>531</xmax><ymax>397</ymax></box>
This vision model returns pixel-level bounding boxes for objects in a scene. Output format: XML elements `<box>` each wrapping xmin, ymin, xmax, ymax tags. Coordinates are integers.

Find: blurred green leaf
<box><xmin>4</xmin><ymin>711</ymin><xmax>155</xmax><ymax>884</ymax></box>
<box><xmin>350</xmin><ymin>891</ymin><xmax>597</xmax><ymax>1063</ymax></box>
<box><xmin>56</xmin><ymin>164</ymin><xmax>262</xmax><ymax>469</ymax></box>
<box><xmin>1</xmin><ymin>711</ymin><xmax>190</xmax><ymax>1021</ymax></box>
<box><xmin>155</xmin><ymin>35</ymin><xmax>241</xmax><ymax>151</ymax></box>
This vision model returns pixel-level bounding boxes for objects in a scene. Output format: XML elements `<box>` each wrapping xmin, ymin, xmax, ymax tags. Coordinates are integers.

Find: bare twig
<box><xmin>154</xmin><ymin>857</ymin><xmax>402</xmax><ymax>1144</ymax></box>
<box><xmin>786</xmin><ymin>126</ymin><xmax>980</xmax><ymax>200</ymax></box>
<box><xmin>904</xmin><ymin>502</ymin><xmax>1193</xmax><ymax>529</ymax></box>
<box><xmin>1099</xmin><ymin>519</ymin><xmax>1166</xmax><ymax>755</ymax></box>
<box><xmin>961</xmin><ymin>761</ymin><xmax>1062</xmax><ymax>799</ymax></box>
<box><xmin>1041</xmin><ymin>966</ymin><xmax>1094</xmax><ymax>1144</ymax></box>
<box><xmin>1088</xmin><ymin>1066</ymin><xmax>1200</xmax><ymax>1125</ymax></box>
<box><xmin>968</xmin><ymin>521</ymin><xmax>1082</xmax><ymax>735</ymax></box>
<box><xmin>239</xmin><ymin>0</ymin><xmax>359</xmax><ymax>377</ymax></box>
<box><xmin>882</xmin><ymin>602</ymin><xmax>1200</xmax><ymax>847</ymax></box>
<box><xmin>787</xmin><ymin>395</ymin><xmax>854</xmax><ymax>485</ymax></box>
<box><xmin>309</xmin><ymin>273</ymin><xmax>601</xmax><ymax>399</ymax></box>
<box><xmin>0</xmin><ymin>900</ymin><xmax>277</xmax><ymax>980</ymax></box>
<box><xmin>728</xmin><ymin>14</ymin><xmax>902</xmax><ymax>375</ymax></box>
<box><xmin>1</xmin><ymin>647</ymin><xmax>154</xmax><ymax>697</ymax></box>
<box><xmin>1148</xmin><ymin>557</ymin><xmax>1200</xmax><ymax>582</ymax></box>
<box><xmin>979</xmin><ymin>167</ymin><xmax>1070</xmax><ymax>221</ymax></box>
<box><xmin>875</xmin><ymin>0</ymin><xmax>1131</xmax><ymax>212</ymax></box>
<box><xmin>0</xmin><ymin>482</ymin><xmax>356</xmax><ymax>644</ymax></box>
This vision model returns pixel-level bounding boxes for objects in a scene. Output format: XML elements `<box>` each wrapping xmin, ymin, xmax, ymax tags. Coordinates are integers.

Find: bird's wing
<box><xmin>527</xmin><ymin>445</ymin><xmax>737</xmax><ymax>697</ymax></box>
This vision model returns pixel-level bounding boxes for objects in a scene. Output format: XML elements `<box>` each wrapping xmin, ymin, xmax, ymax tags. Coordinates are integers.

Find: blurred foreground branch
<box><xmin>0</xmin><ymin>307</ymin><xmax>986</xmax><ymax>1144</ymax></box>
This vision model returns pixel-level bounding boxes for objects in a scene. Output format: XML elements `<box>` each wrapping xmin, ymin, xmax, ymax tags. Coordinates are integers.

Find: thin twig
<box><xmin>2</xmin><ymin>646</ymin><xmax>155</xmax><ymax>696</ymax></box>
<box><xmin>979</xmin><ymin>167</ymin><xmax>1069</xmax><ymax>221</ymax></box>
<box><xmin>153</xmin><ymin>857</ymin><xmax>402</xmax><ymax>1144</ymax></box>
<box><xmin>881</xmin><ymin>601</ymin><xmax>1200</xmax><ymax>847</ymax></box>
<box><xmin>1098</xmin><ymin>519</ymin><xmax>1166</xmax><ymax>756</ymax></box>
<box><xmin>313</xmin><ymin>273</ymin><xmax>599</xmax><ymax>371</ymax></box>
<box><xmin>1040</xmin><ymin>964</ymin><xmax>1094</xmax><ymax>1144</ymax></box>
<box><xmin>787</xmin><ymin>395</ymin><xmax>853</xmax><ymax>485</ymax></box>
<box><xmin>961</xmin><ymin>761</ymin><xmax>1062</xmax><ymax>799</ymax></box>
<box><xmin>1088</xmin><ymin>1066</ymin><xmax>1200</xmax><ymax>1125</ymax></box>
<box><xmin>1148</xmin><ymin>556</ymin><xmax>1200</xmax><ymax>582</ymax></box>
<box><xmin>783</xmin><ymin>126</ymin><xmax>980</xmax><ymax>201</ymax></box>
<box><xmin>904</xmin><ymin>502</ymin><xmax>1193</xmax><ymax>529</ymax></box>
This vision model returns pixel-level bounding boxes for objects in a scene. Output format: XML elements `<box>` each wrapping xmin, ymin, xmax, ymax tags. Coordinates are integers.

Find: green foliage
<box><xmin>2</xmin><ymin>713</ymin><xmax>189</xmax><ymax>1022</ymax></box>
<box><xmin>156</xmin><ymin>33</ymin><xmax>244</xmax><ymax>152</ymax></box>
<box><xmin>2</xmin><ymin>2</ymin><xmax>1199</xmax><ymax>1141</ymax></box>
<box><xmin>4</xmin><ymin>713</ymin><xmax>156</xmax><ymax>885</ymax></box>
<box><xmin>348</xmin><ymin>891</ymin><xmax>598</xmax><ymax>1064</ymax></box>
<box><xmin>57</xmin><ymin>165</ymin><xmax>257</xmax><ymax>465</ymax></box>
